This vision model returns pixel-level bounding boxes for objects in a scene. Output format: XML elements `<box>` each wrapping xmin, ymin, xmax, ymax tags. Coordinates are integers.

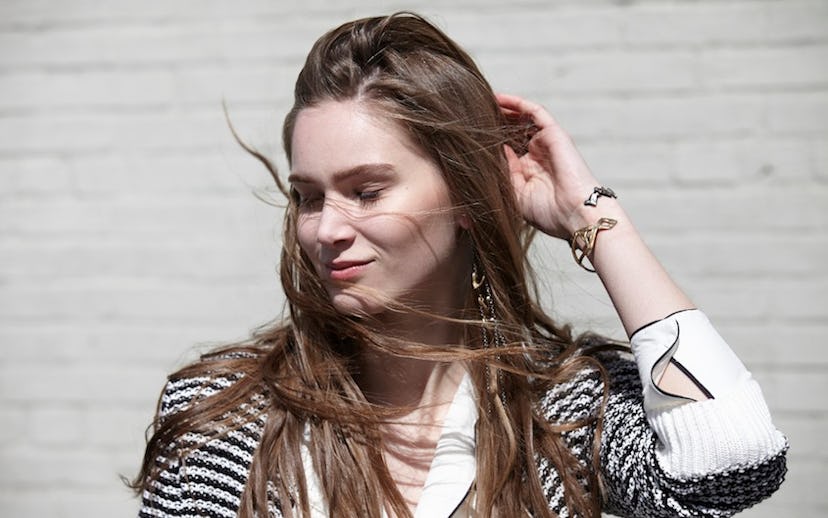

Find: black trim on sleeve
<box><xmin>629</xmin><ymin>308</ymin><xmax>698</xmax><ymax>341</ymax></box>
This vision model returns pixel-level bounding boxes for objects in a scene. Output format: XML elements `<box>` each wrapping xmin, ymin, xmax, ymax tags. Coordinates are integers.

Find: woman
<box><xmin>133</xmin><ymin>12</ymin><xmax>787</xmax><ymax>518</ymax></box>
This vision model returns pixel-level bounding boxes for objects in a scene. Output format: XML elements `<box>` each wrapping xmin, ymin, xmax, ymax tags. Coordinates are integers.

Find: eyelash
<box><xmin>298</xmin><ymin>197</ymin><xmax>321</xmax><ymax>209</ymax></box>
<box><xmin>357</xmin><ymin>190</ymin><xmax>381</xmax><ymax>204</ymax></box>
<box><xmin>294</xmin><ymin>189</ymin><xmax>382</xmax><ymax>209</ymax></box>
<box><xmin>293</xmin><ymin>190</ymin><xmax>321</xmax><ymax>209</ymax></box>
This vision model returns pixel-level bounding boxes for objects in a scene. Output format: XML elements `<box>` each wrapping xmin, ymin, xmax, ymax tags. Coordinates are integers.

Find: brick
<box><xmin>29</xmin><ymin>404</ymin><xmax>85</xmax><ymax>445</ymax></box>
<box><xmin>0</xmin><ymin>325</ymin><xmax>232</xmax><ymax>366</ymax></box>
<box><xmin>741</xmin><ymin>457</ymin><xmax>828</xmax><ymax>509</ymax></box>
<box><xmin>701</xmin><ymin>45</ymin><xmax>828</xmax><ymax>89</ymax></box>
<box><xmin>0</xmin><ymin>70</ymin><xmax>175</xmax><ymax>110</ymax></box>
<box><xmin>70</xmin><ymin>152</ymin><xmax>279</xmax><ymax>195</ymax></box>
<box><xmin>0</xmin><ymin>0</ymin><xmax>556</xmax><ymax>27</ymax></box>
<box><xmin>528</xmin><ymin>236</ymin><xmax>823</xmax><ymax>334</ymax></box>
<box><xmin>0</xmin><ymin>111</ymin><xmax>236</xmax><ymax>153</ymax></box>
<box><xmin>674</xmin><ymin>137</ymin><xmax>813</xmax><ymax>185</ymax></box>
<box><xmin>620</xmin><ymin>94</ymin><xmax>765</xmax><ymax>138</ymax></box>
<box><xmin>767</xmin><ymin>92</ymin><xmax>828</xmax><ymax>133</ymax></box>
<box><xmin>625</xmin><ymin>187</ymin><xmax>828</xmax><ymax>233</ymax></box>
<box><xmin>813</xmin><ymin>134</ymin><xmax>828</xmax><ymax>182</ymax></box>
<box><xmin>0</xmin><ymin>327</ymin><xmax>90</xmax><ymax>361</ymax></box>
<box><xmin>0</xmin><ymin>242</ymin><xmax>278</xmax><ymax>279</ymax></box>
<box><xmin>85</xmin><ymin>404</ymin><xmax>155</xmax><ymax>448</ymax></box>
<box><xmin>0</xmin><ymin>199</ymin><xmax>278</xmax><ymax>239</ymax></box>
<box><xmin>544</xmin><ymin>94</ymin><xmax>765</xmax><ymax>141</ymax></box>
<box><xmin>0</xmin><ymin>200</ymin><xmax>104</xmax><ymax>236</ymax></box>
<box><xmin>0</xmin><ymin>157</ymin><xmax>73</xmax><ymax>196</ymax></box>
<box><xmin>485</xmin><ymin>50</ymin><xmax>698</xmax><ymax>97</ymax></box>
<box><xmin>0</xmin><ymin>19</ymin><xmax>333</xmax><ymax>68</ymax></box>
<box><xmin>173</xmin><ymin>64</ymin><xmax>297</xmax><ymax>106</ymax></box>
<box><xmin>765</xmin><ymin>0</ymin><xmax>828</xmax><ymax>43</ymax></box>
<box><xmin>645</xmin><ymin>234</ymin><xmax>828</xmax><ymax>277</ymax></box>
<box><xmin>0</xmin><ymin>284</ymin><xmax>280</xmax><ymax>324</ymax></box>
<box><xmin>444</xmin><ymin>9</ymin><xmax>621</xmax><ymax>51</ymax></box>
<box><xmin>0</xmin><ymin>25</ymin><xmax>220</xmax><ymax>67</ymax></box>
<box><xmin>721</xmin><ymin>323</ymin><xmax>828</xmax><ymax>367</ymax></box>
<box><xmin>621</xmin><ymin>3</ymin><xmax>768</xmax><ymax>47</ymax></box>
<box><xmin>683</xmin><ymin>277</ymin><xmax>828</xmax><ymax>321</ymax></box>
<box><xmin>760</xmin><ymin>137</ymin><xmax>818</xmax><ymax>183</ymax></box>
<box><xmin>0</xmin><ymin>114</ymin><xmax>117</xmax><ymax>153</ymax></box>
<box><xmin>772</xmin><ymin>413</ymin><xmax>828</xmax><ymax>460</ymax></box>
<box><xmin>0</xmin><ymin>363</ymin><xmax>167</xmax><ymax>403</ymax></box>
<box><xmin>674</xmin><ymin>138</ymin><xmax>763</xmax><ymax>186</ymax></box>
<box><xmin>576</xmin><ymin>141</ymin><xmax>676</xmax><ymax>186</ymax></box>
<box><xmin>754</xmin><ymin>369</ymin><xmax>828</xmax><ymax>413</ymax></box>
<box><xmin>0</xmin><ymin>405</ymin><xmax>26</xmax><ymax>443</ymax></box>
<box><xmin>769</xmin><ymin>279</ymin><xmax>828</xmax><ymax>320</ymax></box>
<box><xmin>64</xmin><ymin>155</ymin><xmax>130</xmax><ymax>194</ymax></box>
<box><xmin>0</xmin><ymin>108</ymin><xmax>284</xmax><ymax>157</ymax></box>
<box><xmin>0</xmin><ymin>0</ymin><xmax>391</xmax><ymax>31</ymax></box>
<box><xmin>0</xmin><ymin>447</ymin><xmax>134</xmax><ymax>487</ymax></box>
<box><xmin>742</xmin><ymin>501</ymin><xmax>825</xmax><ymax>518</ymax></box>
<box><xmin>0</xmin><ymin>0</ymin><xmax>182</xmax><ymax>24</ymax></box>
<box><xmin>0</xmin><ymin>489</ymin><xmax>132</xmax><ymax>518</ymax></box>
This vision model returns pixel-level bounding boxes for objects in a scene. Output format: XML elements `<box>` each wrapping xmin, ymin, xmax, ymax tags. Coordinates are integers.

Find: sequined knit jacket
<box><xmin>138</xmin><ymin>310</ymin><xmax>788</xmax><ymax>517</ymax></box>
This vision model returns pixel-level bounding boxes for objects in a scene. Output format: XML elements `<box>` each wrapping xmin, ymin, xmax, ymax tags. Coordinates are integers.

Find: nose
<box><xmin>315</xmin><ymin>199</ymin><xmax>356</xmax><ymax>248</ymax></box>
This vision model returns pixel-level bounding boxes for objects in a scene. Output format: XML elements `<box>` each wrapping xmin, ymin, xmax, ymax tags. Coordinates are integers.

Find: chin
<box><xmin>328</xmin><ymin>291</ymin><xmax>386</xmax><ymax>318</ymax></box>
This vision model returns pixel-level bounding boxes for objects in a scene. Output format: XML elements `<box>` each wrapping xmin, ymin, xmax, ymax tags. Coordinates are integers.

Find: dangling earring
<box><xmin>471</xmin><ymin>258</ymin><xmax>508</xmax><ymax>408</ymax></box>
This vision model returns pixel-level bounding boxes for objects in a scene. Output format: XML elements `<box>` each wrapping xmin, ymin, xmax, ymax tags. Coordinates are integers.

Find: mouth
<box><xmin>324</xmin><ymin>259</ymin><xmax>373</xmax><ymax>282</ymax></box>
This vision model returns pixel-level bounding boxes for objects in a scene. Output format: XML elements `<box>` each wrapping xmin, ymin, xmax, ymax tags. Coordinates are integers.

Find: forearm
<box><xmin>569</xmin><ymin>198</ymin><xmax>694</xmax><ymax>338</ymax></box>
<box><xmin>568</xmin><ymin>198</ymin><xmax>717</xmax><ymax>401</ymax></box>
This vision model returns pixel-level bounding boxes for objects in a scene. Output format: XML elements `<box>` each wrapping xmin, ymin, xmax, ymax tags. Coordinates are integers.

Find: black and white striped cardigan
<box><xmin>139</xmin><ymin>313</ymin><xmax>787</xmax><ymax>517</ymax></box>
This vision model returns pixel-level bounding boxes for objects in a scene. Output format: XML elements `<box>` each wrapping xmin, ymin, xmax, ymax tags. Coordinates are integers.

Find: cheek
<box><xmin>296</xmin><ymin>216</ymin><xmax>318</xmax><ymax>256</ymax></box>
<box><xmin>364</xmin><ymin>214</ymin><xmax>422</xmax><ymax>248</ymax></box>
<box><xmin>368</xmin><ymin>212</ymin><xmax>458</xmax><ymax>258</ymax></box>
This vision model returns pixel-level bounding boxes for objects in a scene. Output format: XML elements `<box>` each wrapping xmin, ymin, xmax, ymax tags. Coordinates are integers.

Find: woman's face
<box><xmin>289</xmin><ymin>100</ymin><xmax>470</xmax><ymax>318</ymax></box>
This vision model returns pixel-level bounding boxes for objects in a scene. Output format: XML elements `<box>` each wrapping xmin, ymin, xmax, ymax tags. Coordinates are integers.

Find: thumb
<box><xmin>503</xmin><ymin>144</ymin><xmax>525</xmax><ymax>179</ymax></box>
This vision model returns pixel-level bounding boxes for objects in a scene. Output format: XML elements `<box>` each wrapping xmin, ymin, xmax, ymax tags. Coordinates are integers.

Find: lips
<box><xmin>325</xmin><ymin>259</ymin><xmax>373</xmax><ymax>281</ymax></box>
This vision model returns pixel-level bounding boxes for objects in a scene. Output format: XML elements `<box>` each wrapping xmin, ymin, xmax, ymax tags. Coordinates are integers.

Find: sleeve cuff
<box><xmin>648</xmin><ymin>378</ymin><xmax>788</xmax><ymax>477</ymax></box>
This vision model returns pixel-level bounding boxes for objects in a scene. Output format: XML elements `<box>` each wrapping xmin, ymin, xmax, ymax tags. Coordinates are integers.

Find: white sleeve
<box><xmin>629</xmin><ymin>309</ymin><xmax>749</xmax><ymax>411</ymax></box>
<box><xmin>629</xmin><ymin>309</ymin><xmax>787</xmax><ymax>476</ymax></box>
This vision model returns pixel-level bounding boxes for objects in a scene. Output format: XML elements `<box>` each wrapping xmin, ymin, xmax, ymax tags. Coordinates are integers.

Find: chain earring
<box><xmin>471</xmin><ymin>259</ymin><xmax>508</xmax><ymax>408</ymax></box>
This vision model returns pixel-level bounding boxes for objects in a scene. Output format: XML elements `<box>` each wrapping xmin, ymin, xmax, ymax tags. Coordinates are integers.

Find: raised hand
<box><xmin>497</xmin><ymin>93</ymin><xmax>604</xmax><ymax>240</ymax></box>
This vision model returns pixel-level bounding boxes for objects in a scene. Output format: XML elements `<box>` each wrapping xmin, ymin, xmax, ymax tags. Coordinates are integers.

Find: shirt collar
<box><xmin>414</xmin><ymin>371</ymin><xmax>478</xmax><ymax>517</ymax></box>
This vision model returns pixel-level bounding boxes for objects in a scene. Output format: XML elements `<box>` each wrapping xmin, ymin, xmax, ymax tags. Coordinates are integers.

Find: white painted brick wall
<box><xmin>0</xmin><ymin>1</ymin><xmax>825</xmax><ymax>516</ymax></box>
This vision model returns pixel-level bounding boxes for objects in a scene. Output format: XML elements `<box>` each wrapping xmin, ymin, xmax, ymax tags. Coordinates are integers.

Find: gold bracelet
<box><xmin>570</xmin><ymin>217</ymin><xmax>617</xmax><ymax>272</ymax></box>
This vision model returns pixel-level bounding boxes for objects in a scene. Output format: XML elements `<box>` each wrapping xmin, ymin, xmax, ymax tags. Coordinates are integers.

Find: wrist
<box><xmin>570</xmin><ymin>217</ymin><xmax>618</xmax><ymax>272</ymax></box>
<box><xmin>565</xmin><ymin>197</ymin><xmax>626</xmax><ymax>239</ymax></box>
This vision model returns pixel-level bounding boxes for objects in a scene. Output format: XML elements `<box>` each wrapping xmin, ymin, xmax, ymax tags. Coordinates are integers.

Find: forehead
<box><xmin>289</xmin><ymin>100</ymin><xmax>428</xmax><ymax>177</ymax></box>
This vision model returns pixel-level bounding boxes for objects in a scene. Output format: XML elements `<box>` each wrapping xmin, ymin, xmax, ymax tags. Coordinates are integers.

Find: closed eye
<box><xmin>292</xmin><ymin>187</ymin><xmax>323</xmax><ymax>210</ymax></box>
<box><xmin>357</xmin><ymin>189</ymin><xmax>382</xmax><ymax>204</ymax></box>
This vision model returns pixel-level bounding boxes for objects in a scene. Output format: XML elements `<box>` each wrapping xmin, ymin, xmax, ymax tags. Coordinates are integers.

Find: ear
<box><xmin>456</xmin><ymin>212</ymin><xmax>471</xmax><ymax>230</ymax></box>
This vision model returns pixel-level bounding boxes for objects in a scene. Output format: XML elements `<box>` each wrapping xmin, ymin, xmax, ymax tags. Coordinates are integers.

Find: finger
<box><xmin>495</xmin><ymin>93</ymin><xmax>525</xmax><ymax>120</ymax></box>
<box><xmin>503</xmin><ymin>144</ymin><xmax>521</xmax><ymax>173</ymax></box>
<box><xmin>498</xmin><ymin>104</ymin><xmax>531</xmax><ymax>127</ymax></box>
<box><xmin>496</xmin><ymin>93</ymin><xmax>558</xmax><ymax>129</ymax></box>
<box><xmin>504</xmin><ymin>144</ymin><xmax>533</xmax><ymax>197</ymax></box>
<box><xmin>505</xmin><ymin>145</ymin><xmax>528</xmax><ymax>194</ymax></box>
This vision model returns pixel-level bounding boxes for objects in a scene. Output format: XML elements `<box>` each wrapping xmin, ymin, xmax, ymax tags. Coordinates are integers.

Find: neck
<box><xmin>355</xmin><ymin>316</ymin><xmax>466</xmax><ymax>411</ymax></box>
<box><xmin>353</xmin><ymin>311</ymin><xmax>470</xmax><ymax>515</ymax></box>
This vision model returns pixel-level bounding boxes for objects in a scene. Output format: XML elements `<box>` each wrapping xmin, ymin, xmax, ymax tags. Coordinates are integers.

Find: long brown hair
<box><xmin>133</xmin><ymin>12</ymin><xmax>609</xmax><ymax>517</ymax></box>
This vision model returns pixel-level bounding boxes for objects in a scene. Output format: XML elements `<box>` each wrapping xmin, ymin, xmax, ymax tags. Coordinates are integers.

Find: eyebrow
<box><xmin>288</xmin><ymin>163</ymin><xmax>396</xmax><ymax>185</ymax></box>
